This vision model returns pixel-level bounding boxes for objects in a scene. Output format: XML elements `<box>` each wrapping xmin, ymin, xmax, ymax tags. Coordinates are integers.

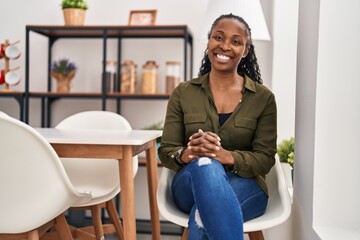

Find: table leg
<box><xmin>146</xmin><ymin>140</ymin><xmax>160</xmax><ymax>240</ymax></box>
<box><xmin>119</xmin><ymin>146</ymin><xmax>136</xmax><ymax>240</ymax></box>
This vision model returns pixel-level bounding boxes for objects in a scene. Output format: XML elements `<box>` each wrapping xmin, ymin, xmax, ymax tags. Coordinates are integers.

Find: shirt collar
<box><xmin>191</xmin><ymin>73</ymin><xmax>257</xmax><ymax>93</ymax></box>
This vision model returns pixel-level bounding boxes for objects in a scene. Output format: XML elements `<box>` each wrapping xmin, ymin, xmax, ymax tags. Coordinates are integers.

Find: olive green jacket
<box><xmin>158</xmin><ymin>73</ymin><xmax>277</xmax><ymax>195</ymax></box>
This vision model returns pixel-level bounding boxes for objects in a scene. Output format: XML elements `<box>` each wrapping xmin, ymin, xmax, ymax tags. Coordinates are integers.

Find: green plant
<box><xmin>61</xmin><ymin>0</ymin><xmax>88</xmax><ymax>10</ymax></box>
<box><xmin>143</xmin><ymin>121</ymin><xmax>164</xmax><ymax>143</ymax></box>
<box><xmin>51</xmin><ymin>58</ymin><xmax>77</xmax><ymax>76</ymax></box>
<box><xmin>277</xmin><ymin>137</ymin><xmax>295</xmax><ymax>168</ymax></box>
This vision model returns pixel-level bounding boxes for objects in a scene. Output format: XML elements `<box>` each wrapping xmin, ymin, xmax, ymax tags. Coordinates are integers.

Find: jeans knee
<box><xmin>197</xmin><ymin>157</ymin><xmax>212</xmax><ymax>166</ymax></box>
<box><xmin>194</xmin><ymin>208</ymin><xmax>204</xmax><ymax>228</ymax></box>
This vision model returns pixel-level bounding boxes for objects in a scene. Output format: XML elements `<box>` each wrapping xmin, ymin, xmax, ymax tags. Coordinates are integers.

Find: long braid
<box><xmin>198</xmin><ymin>13</ymin><xmax>263</xmax><ymax>84</ymax></box>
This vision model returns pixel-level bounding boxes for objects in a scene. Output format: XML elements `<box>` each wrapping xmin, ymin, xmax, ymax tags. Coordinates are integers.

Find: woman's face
<box><xmin>207</xmin><ymin>18</ymin><xmax>249</xmax><ymax>74</ymax></box>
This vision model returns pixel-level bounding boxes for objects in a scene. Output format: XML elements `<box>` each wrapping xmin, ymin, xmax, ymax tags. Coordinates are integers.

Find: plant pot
<box><xmin>63</xmin><ymin>8</ymin><xmax>86</xmax><ymax>26</ymax></box>
<box><xmin>51</xmin><ymin>71</ymin><xmax>76</xmax><ymax>93</ymax></box>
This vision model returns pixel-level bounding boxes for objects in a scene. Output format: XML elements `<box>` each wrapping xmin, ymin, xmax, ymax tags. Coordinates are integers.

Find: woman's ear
<box><xmin>243</xmin><ymin>46</ymin><xmax>249</xmax><ymax>58</ymax></box>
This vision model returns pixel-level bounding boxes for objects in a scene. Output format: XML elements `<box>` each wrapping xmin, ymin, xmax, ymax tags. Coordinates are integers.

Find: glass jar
<box><xmin>165</xmin><ymin>61</ymin><xmax>181</xmax><ymax>94</ymax></box>
<box><xmin>104</xmin><ymin>60</ymin><xmax>116</xmax><ymax>92</ymax></box>
<box><xmin>141</xmin><ymin>60</ymin><xmax>158</xmax><ymax>94</ymax></box>
<box><xmin>120</xmin><ymin>60</ymin><xmax>137</xmax><ymax>93</ymax></box>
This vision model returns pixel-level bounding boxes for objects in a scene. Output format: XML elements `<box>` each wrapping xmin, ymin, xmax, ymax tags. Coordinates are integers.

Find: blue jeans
<box><xmin>171</xmin><ymin>158</ymin><xmax>268</xmax><ymax>240</ymax></box>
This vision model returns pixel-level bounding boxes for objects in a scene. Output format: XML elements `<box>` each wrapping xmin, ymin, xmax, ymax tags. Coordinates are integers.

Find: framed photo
<box><xmin>128</xmin><ymin>10</ymin><xmax>157</xmax><ymax>26</ymax></box>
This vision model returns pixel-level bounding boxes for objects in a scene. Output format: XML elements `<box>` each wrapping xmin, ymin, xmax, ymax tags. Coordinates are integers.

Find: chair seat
<box><xmin>157</xmin><ymin>156</ymin><xmax>292</xmax><ymax>238</ymax></box>
<box><xmin>61</xmin><ymin>158</ymin><xmax>121</xmax><ymax>206</ymax></box>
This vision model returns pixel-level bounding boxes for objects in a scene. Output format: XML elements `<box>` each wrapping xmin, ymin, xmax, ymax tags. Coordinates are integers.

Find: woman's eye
<box><xmin>233</xmin><ymin>39</ymin><xmax>241</xmax><ymax>45</ymax></box>
<box><xmin>213</xmin><ymin>35</ymin><xmax>222</xmax><ymax>41</ymax></box>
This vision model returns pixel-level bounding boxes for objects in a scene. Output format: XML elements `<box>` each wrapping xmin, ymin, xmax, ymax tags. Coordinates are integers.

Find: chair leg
<box><xmin>91</xmin><ymin>205</ymin><xmax>105</xmax><ymax>240</ymax></box>
<box><xmin>181</xmin><ymin>228</ymin><xmax>188</xmax><ymax>240</ymax></box>
<box><xmin>106</xmin><ymin>199</ymin><xmax>124</xmax><ymax>240</ymax></box>
<box><xmin>28</xmin><ymin>229</ymin><xmax>40</xmax><ymax>240</ymax></box>
<box><xmin>247</xmin><ymin>230</ymin><xmax>264</xmax><ymax>240</ymax></box>
<box><xmin>54</xmin><ymin>213</ymin><xmax>73</xmax><ymax>240</ymax></box>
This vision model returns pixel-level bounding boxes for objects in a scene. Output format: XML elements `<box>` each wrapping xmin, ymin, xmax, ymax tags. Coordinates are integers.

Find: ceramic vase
<box><xmin>51</xmin><ymin>71</ymin><xmax>76</xmax><ymax>93</ymax></box>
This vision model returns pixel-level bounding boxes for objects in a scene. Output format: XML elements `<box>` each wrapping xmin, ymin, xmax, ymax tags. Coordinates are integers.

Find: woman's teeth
<box><xmin>216</xmin><ymin>54</ymin><xmax>230</xmax><ymax>60</ymax></box>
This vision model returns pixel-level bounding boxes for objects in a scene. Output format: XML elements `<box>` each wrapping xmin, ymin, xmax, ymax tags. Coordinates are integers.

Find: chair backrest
<box><xmin>56</xmin><ymin>111</ymin><xmax>132</xmax><ymax>130</ymax></box>
<box><xmin>243</xmin><ymin>156</ymin><xmax>292</xmax><ymax>231</ymax></box>
<box><xmin>157</xmin><ymin>167</ymin><xmax>189</xmax><ymax>227</ymax></box>
<box><xmin>0</xmin><ymin>115</ymin><xmax>91</xmax><ymax>234</ymax></box>
<box><xmin>0</xmin><ymin>111</ymin><xmax>9</xmax><ymax>117</ymax></box>
<box><xmin>157</xmin><ymin>156</ymin><xmax>292</xmax><ymax>232</ymax></box>
<box><xmin>55</xmin><ymin>111</ymin><xmax>138</xmax><ymax>187</ymax></box>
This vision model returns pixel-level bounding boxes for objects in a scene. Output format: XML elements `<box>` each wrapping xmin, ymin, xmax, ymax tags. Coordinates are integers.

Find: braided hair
<box><xmin>198</xmin><ymin>13</ymin><xmax>263</xmax><ymax>84</ymax></box>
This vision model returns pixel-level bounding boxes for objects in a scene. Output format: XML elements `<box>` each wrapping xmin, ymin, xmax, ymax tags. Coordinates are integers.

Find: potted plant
<box><xmin>143</xmin><ymin>121</ymin><xmax>164</xmax><ymax>160</ymax></box>
<box><xmin>277</xmin><ymin>137</ymin><xmax>295</xmax><ymax>183</ymax></box>
<box><xmin>61</xmin><ymin>0</ymin><xmax>88</xmax><ymax>26</ymax></box>
<box><xmin>277</xmin><ymin>137</ymin><xmax>295</xmax><ymax>168</ymax></box>
<box><xmin>144</xmin><ymin>121</ymin><xmax>163</xmax><ymax>143</ymax></box>
<box><xmin>51</xmin><ymin>58</ymin><xmax>77</xmax><ymax>93</ymax></box>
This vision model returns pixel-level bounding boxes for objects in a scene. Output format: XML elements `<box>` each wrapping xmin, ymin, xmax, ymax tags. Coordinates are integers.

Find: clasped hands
<box><xmin>180</xmin><ymin>129</ymin><xmax>234</xmax><ymax>166</ymax></box>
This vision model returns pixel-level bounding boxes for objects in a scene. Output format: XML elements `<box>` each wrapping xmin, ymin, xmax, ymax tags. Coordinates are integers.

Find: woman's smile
<box><xmin>215</xmin><ymin>53</ymin><xmax>231</xmax><ymax>61</ymax></box>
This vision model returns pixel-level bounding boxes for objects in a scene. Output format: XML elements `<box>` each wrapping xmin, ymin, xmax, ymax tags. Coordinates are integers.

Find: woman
<box><xmin>158</xmin><ymin>13</ymin><xmax>277</xmax><ymax>240</ymax></box>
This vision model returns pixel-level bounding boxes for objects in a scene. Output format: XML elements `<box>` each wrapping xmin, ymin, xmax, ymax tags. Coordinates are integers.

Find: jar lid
<box><xmin>143</xmin><ymin>60</ymin><xmax>158</xmax><ymax>68</ymax></box>
<box><xmin>166</xmin><ymin>61</ymin><xmax>181</xmax><ymax>65</ymax></box>
<box><xmin>122</xmin><ymin>60</ymin><xmax>137</xmax><ymax>67</ymax></box>
<box><xmin>102</xmin><ymin>60</ymin><xmax>117</xmax><ymax>65</ymax></box>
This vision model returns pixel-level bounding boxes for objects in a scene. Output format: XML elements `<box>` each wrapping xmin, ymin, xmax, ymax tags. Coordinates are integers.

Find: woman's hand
<box><xmin>181</xmin><ymin>129</ymin><xmax>234</xmax><ymax>166</ymax></box>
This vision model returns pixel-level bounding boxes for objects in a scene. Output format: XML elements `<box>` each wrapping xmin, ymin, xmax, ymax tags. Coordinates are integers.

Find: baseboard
<box><xmin>66</xmin><ymin>210</ymin><xmax>183</xmax><ymax>236</ymax></box>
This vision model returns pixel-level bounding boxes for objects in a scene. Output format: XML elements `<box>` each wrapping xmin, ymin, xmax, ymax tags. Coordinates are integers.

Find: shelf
<box><xmin>29</xmin><ymin>91</ymin><xmax>103</xmax><ymax>98</ymax></box>
<box><xmin>107</xmin><ymin>92</ymin><xmax>171</xmax><ymax>99</ymax></box>
<box><xmin>28</xmin><ymin>91</ymin><xmax>171</xmax><ymax>99</ymax></box>
<box><xmin>0</xmin><ymin>90</ymin><xmax>24</xmax><ymax>95</ymax></box>
<box><xmin>26</xmin><ymin>25</ymin><xmax>193</xmax><ymax>41</ymax></box>
<box><xmin>25</xmin><ymin>25</ymin><xmax>193</xmax><ymax>126</ymax></box>
<box><xmin>0</xmin><ymin>91</ymin><xmax>25</xmax><ymax>121</ymax></box>
<box><xmin>138</xmin><ymin>157</ymin><xmax>163</xmax><ymax>167</ymax></box>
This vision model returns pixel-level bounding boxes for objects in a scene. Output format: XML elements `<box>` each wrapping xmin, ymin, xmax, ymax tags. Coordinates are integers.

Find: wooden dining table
<box><xmin>35</xmin><ymin>128</ymin><xmax>162</xmax><ymax>240</ymax></box>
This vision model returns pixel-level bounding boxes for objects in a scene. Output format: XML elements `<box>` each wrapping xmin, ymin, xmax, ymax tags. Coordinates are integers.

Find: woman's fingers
<box><xmin>189</xmin><ymin>135</ymin><xmax>220</xmax><ymax>146</ymax></box>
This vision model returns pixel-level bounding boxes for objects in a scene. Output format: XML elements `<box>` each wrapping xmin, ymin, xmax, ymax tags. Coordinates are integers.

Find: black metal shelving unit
<box><xmin>25</xmin><ymin>25</ymin><xmax>193</xmax><ymax>127</ymax></box>
<box><xmin>0</xmin><ymin>91</ymin><xmax>25</xmax><ymax>121</ymax></box>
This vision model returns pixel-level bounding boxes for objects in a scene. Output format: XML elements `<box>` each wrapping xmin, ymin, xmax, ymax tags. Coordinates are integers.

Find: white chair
<box><xmin>0</xmin><ymin>114</ymin><xmax>92</xmax><ymax>240</ymax></box>
<box><xmin>157</xmin><ymin>155</ymin><xmax>292</xmax><ymax>240</ymax></box>
<box><xmin>0</xmin><ymin>111</ymin><xmax>9</xmax><ymax>117</ymax></box>
<box><xmin>55</xmin><ymin>111</ymin><xmax>139</xmax><ymax>240</ymax></box>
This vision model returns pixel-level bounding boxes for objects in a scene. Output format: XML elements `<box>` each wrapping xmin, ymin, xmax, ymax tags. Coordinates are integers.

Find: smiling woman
<box><xmin>158</xmin><ymin>13</ymin><xmax>277</xmax><ymax>240</ymax></box>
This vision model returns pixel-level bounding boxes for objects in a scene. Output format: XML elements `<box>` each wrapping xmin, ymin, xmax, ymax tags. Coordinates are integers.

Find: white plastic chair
<box><xmin>0</xmin><ymin>114</ymin><xmax>92</xmax><ymax>240</ymax></box>
<box><xmin>55</xmin><ymin>111</ymin><xmax>139</xmax><ymax>240</ymax></box>
<box><xmin>0</xmin><ymin>111</ymin><xmax>9</xmax><ymax>117</ymax></box>
<box><xmin>157</xmin><ymin>155</ymin><xmax>291</xmax><ymax>240</ymax></box>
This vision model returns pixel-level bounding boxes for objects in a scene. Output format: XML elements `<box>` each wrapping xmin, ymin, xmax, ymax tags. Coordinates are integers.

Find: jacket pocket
<box><xmin>184</xmin><ymin>113</ymin><xmax>207</xmax><ymax>124</ymax></box>
<box><xmin>234</xmin><ymin>117</ymin><xmax>257</xmax><ymax>130</ymax></box>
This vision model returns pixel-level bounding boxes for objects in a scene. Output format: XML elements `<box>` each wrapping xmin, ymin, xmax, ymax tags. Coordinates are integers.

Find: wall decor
<box><xmin>128</xmin><ymin>9</ymin><xmax>157</xmax><ymax>26</ymax></box>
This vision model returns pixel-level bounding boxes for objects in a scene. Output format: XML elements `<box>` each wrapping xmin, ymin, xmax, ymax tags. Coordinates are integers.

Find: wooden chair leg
<box><xmin>54</xmin><ymin>213</ymin><xmax>73</xmax><ymax>240</ymax></box>
<box><xmin>181</xmin><ymin>227</ymin><xmax>188</xmax><ymax>240</ymax></box>
<box><xmin>28</xmin><ymin>229</ymin><xmax>39</xmax><ymax>240</ymax></box>
<box><xmin>106</xmin><ymin>199</ymin><xmax>124</xmax><ymax>240</ymax></box>
<box><xmin>247</xmin><ymin>230</ymin><xmax>264</xmax><ymax>240</ymax></box>
<box><xmin>91</xmin><ymin>205</ymin><xmax>105</xmax><ymax>240</ymax></box>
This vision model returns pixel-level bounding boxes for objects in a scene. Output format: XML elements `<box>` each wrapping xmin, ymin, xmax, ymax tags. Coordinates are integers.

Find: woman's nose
<box><xmin>219</xmin><ymin>40</ymin><xmax>231</xmax><ymax>51</ymax></box>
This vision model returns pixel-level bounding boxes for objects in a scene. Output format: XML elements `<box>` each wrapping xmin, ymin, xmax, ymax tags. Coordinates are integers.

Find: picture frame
<box><xmin>128</xmin><ymin>10</ymin><xmax>157</xmax><ymax>26</ymax></box>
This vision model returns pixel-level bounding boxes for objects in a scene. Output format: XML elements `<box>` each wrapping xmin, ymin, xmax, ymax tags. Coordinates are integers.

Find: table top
<box><xmin>35</xmin><ymin>128</ymin><xmax>162</xmax><ymax>145</ymax></box>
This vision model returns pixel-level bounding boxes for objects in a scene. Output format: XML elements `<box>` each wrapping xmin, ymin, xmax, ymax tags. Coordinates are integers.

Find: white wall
<box><xmin>293</xmin><ymin>0</ymin><xmax>321</xmax><ymax>239</ymax></box>
<box><xmin>312</xmin><ymin>0</ymin><xmax>360</xmax><ymax>239</ymax></box>
<box><xmin>271</xmin><ymin>0</ymin><xmax>298</xmax><ymax>143</ymax></box>
<box><xmin>264</xmin><ymin>0</ymin><xmax>298</xmax><ymax>239</ymax></box>
<box><xmin>294</xmin><ymin>0</ymin><xmax>360</xmax><ymax>239</ymax></box>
